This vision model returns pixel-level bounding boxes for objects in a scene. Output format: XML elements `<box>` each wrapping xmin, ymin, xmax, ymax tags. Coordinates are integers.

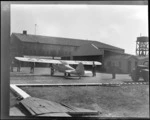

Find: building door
<box><xmin>128</xmin><ymin>61</ymin><xmax>131</xmax><ymax>73</ymax></box>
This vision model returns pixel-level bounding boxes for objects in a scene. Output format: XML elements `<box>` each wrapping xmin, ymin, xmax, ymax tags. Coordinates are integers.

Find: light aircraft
<box><xmin>15</xmin><ymin>57</ymin><xmax>102</xmax><ymax>79</ymax></box>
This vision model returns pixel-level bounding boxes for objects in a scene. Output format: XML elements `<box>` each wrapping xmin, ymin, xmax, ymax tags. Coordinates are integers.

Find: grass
<box><xmin>20</xmin><ymin>85</ymin><xmax>149</xmax><ymax>117</ymax></box>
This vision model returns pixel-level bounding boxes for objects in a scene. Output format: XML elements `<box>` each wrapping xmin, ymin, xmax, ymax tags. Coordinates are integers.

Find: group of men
<box><xmin>10</xmin><ymin>60</ymin><xmax>21</xmax><ymax>72</ymax></box>
<box><xmin>10</xmin><ymin>60</ymin><xmax>35</xmax><ymax>73</ymax></box>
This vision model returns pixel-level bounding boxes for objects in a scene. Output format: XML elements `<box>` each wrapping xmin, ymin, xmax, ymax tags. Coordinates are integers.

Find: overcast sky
<box><xmin>11</xmin><ymin>4</ymin><xmax>148</xmax><ymax>55</ymax></box>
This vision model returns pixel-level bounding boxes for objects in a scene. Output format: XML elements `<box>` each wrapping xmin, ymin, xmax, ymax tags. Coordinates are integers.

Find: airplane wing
<box><xmin>15</xmin><ymin>57</ymin><xmax>102</xmax><ymax>65</ymax></box>
<box><xmin>15</xmin><ymin>57</ymin><xmax>61</xmax><ymax>64</ymax></box>
<box><xmin>60</xmin><ymin>60</ymin><xmax>101</xmax><ymax>65</ymax></box>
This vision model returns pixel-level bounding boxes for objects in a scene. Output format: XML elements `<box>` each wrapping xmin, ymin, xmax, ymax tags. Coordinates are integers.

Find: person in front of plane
<box><xmin>30</xmin><ymin>62</ymin><xmax>35</xmax><ymax>73</ymax></box>
<box><xmin>17</xmin><ymin>60</ymin><xmax>21</xmax><ymax>72</ymax></box>
<box><xmin>50</xmin><ymin>63</ymin><xmax>54</xmax><ymax>76</ymax></box>
<box><xmin>111</xmin><ymin>63</ymin><xmax>116</xmax><ymax>79</ymax></box>
<box><xmin>92</xmin><ymin>61</ymin><xmax>96</xmax><ymax>77</ymax></box>
<box><xmin>10</xmin><ymin>60</ymin><xmax>14</xmax><ymax>72</ymax></box>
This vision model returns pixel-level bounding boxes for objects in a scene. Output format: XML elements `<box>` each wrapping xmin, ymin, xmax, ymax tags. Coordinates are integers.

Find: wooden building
<box><xmin>10</xmin><ymin>30</ymin><xmax>125</xmax><ymax>69</ymax></box>
<box><xmin>104</xmin><ymin>55</ymin><xmax>149</xmax><ymax>74</ymax></box>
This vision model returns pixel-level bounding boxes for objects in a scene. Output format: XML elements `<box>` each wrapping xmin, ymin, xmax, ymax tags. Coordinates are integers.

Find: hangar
<box><xmin>10</xmin><ymin>31</ymin><xmax>125</xmax><ymax>71</ymax></box>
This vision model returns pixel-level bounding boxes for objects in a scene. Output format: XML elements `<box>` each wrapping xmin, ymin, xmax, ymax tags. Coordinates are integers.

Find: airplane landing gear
<box><xmin>64</xmin><ymin>73</ymin><xmax>67</xmax><ymax>77</ymax></box>
<box><xmin>64</xmin><ymin>73</ymin><xmax>71</xmax><ymax>78</ymax></box>
<box><xmin>78</xmin><ymin>74</ymin><xmax>81</xmax><ymax>79</ymax></box>
<box><xmin>68</xmin><ymin>73</ymin><xmax>71</xmax><ymax>77</ymax></box>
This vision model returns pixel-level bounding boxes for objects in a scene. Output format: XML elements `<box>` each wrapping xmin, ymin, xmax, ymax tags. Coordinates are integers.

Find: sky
<box><xmin>11</xmin><ymin>4</ymin><xmax>148</xmax><ymax>55</ymax></box>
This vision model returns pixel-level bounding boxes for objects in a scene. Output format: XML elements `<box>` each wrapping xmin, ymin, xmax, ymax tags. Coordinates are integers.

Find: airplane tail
<box><xmin>76</xmin><ymin>62</ymin><xmax>85</xmax><ymax>75</ymax></box>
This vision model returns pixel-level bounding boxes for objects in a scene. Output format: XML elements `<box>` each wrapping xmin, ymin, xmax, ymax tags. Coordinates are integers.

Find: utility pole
<box><xmin>140</xmin><ymin>33</ymin><xmax>142</xmax><ymax>36</ymax></box>
<box><xmin>35</xmin><ymin>24</ymin><xmax>37</xmax><ymax>35</ymax></box>
<box><xmin>35</xmin><ymin>24</ymin><xmax>37</xmax><ymax>56</ymax></box>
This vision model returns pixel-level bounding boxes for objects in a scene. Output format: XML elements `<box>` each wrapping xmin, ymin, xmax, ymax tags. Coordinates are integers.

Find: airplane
<box><xmin>15</xmin><ymin>56</ymin><xmax>102</xmax><ymax>79</ymax></box>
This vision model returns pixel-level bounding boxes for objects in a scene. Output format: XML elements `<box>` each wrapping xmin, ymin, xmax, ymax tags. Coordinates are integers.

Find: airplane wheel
<box><xmin>78</xmin><ymin>74</ymin><xmax>81</xmax><ymax>79</ymax></box>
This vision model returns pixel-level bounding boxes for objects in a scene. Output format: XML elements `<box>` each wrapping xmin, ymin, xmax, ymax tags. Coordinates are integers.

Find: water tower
<box><xmin>136</xmin><ymin>36</ymin><xmax>149</xmax><ymax>56</ymax></box>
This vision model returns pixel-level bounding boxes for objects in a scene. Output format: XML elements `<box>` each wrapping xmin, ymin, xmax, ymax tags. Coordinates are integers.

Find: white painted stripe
<box><xmin>99</xmin><ymin>83</ymin><xmax>102</xmax><ymax>85</ymax></box>
<box><xmin>10</xmin><ymin>84</ymin><xmax>30</xmax><ymax>99</ymax></box>
<box><xmin>12</xmin><ymin>82</ymin><xmax>148</xmax><ymax>89</ymax></box>
<box><xmin>15</xmin><ymin>83</ymin><xmax>108</xmax><ymax>87</ymax></box>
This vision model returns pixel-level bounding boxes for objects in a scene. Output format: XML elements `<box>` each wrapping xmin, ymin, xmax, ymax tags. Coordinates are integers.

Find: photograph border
<box><xmin>1</xmin><ymin>0</ymin><xmax>148</xmax><ymax>119</ymax></box>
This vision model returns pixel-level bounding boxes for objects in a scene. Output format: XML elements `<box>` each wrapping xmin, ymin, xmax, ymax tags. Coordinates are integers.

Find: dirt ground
<box><xmin>10</xmin><ymin>67</ymin><xmax>132</xmax><ymax>84</ymax></box>
<box><xmin>10</xmin><ymin>67</ymin><xmax>149</xmax><ymax>118</ymax></box>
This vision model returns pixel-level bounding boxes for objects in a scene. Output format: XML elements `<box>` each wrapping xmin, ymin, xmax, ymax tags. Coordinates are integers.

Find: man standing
<box><xmin>10</xmin><ymin>60</ymin><xmax>14</xmax><ymax>72</ymax></box>
<box><xmin>17</xmin><ymin>60</ymin><xmax>21</xmax><ymax>72</ymax></box>
<box><xmin>49</xmin><ymin>63</ymin><xmax>54</xmax><ymax>76</ymax></box>
<box><xmin>30</xmin><ymin>62</ymin><xmax>35</xmax><ymax>73</ymax></box>
<box><xmin>111</xmin><ymin>63</ymin><xmax>116</xmax><ymax>79</ymax></box>
<box><xmin>92</xmin><ymin>61</ymin><xmax>96</xmax><ymax>77</ymax></box>
<box><xmin>50</xmin><ymin>64</ymin><xmax>54</xmax><ymax>76</ymax></box>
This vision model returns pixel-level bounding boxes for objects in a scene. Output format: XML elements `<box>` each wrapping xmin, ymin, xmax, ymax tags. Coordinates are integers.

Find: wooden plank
<box><xmin>21</xmin><ymin>97</ymin><xmax>49</xmax><ymax>115</ymax></box>
<box><xmin>10</xmin><ymin>84</ymin><xmax>30</xmax><ymax>99</ymax></box>
<box><xmin>60</xmin><ymin>103</ymin><xmax>99</xmax><ymax>115</ymax></box>
<box><xmin>30</xmin><ymin>97</ymin><xmax>60</xmax><ymax>113</ymax></box>
<box><xmin>31</xmin><ymin>97</ymin><xmax>69</xmax><ymax>113</ymax></box>
<box><xmin>38</xmin><ymin>113</ymin><xmax>71</xmax><ymax>117</ymax></box>
<box><xmin>20</xmin><ymin>97</ymin><xmax>69</xmax><ymax>115</ymax></box>
<box><xmin>22</xmin><ymin>98</ymin><xmax>45</xmax><ymax>115</ymax></box>
<box><xmin>20</xmin><ymin>97</ymin><xmax>99</xmax><ymax>116</ymax></box>
<box><xmin>20</xmin><ymin>101</ymin><xmax>36</xmax><ymax>115</ymax></box>
<box><xmin>36</xmin><ymin>101</ymin><xmax>61</xmax><ymax>113</ymax></box>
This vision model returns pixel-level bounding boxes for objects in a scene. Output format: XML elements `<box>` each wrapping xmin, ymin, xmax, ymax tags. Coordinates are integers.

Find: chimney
<box><xmin>23</xmin><ymin>30</ymin><xmax>27</xmax><ymax>35</ymax></box>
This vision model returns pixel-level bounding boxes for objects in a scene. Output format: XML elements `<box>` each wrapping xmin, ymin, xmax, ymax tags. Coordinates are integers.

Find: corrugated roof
<box><xmin>72</xmin><ymin>43</ymin><xmax>104</xmax><ymax>56</ymax></box>
<box><xmin>12</xmin><ymin>33</ymin><xmax>124</xmax><ymax>51</ymax></box>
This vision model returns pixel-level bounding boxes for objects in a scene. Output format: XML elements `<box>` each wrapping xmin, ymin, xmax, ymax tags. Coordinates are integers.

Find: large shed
<box><xmin>104</xmin><ymin>55</ymin><xmax>138</xmax><ymax>74</ymax></box>
<box><xmin>10</xmin><ymin>31</ymin><xmax>125</xmax><ymax>69</ymax></box>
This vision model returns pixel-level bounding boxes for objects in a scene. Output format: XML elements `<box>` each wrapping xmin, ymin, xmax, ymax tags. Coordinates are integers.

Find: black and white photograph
<box><xmin>6</xmin><ymin>1</ymin><xmax>149</xmax><ymax>118</ymax></box>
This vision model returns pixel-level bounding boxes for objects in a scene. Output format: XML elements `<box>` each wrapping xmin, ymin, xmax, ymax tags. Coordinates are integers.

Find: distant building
<box><xmin>136</xmin><ymin>36</ymin><xmax>149</xmax><ymax>57</ymax></box>
<box><xmin>104</xmin><ymin>54</ymin><xmax>149</xmax><ymax>74</ymax></box>
<box><xmin>10</xmin><ymin>30</ymin><xmax>125</xmax><ymax>70</ymax></box>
